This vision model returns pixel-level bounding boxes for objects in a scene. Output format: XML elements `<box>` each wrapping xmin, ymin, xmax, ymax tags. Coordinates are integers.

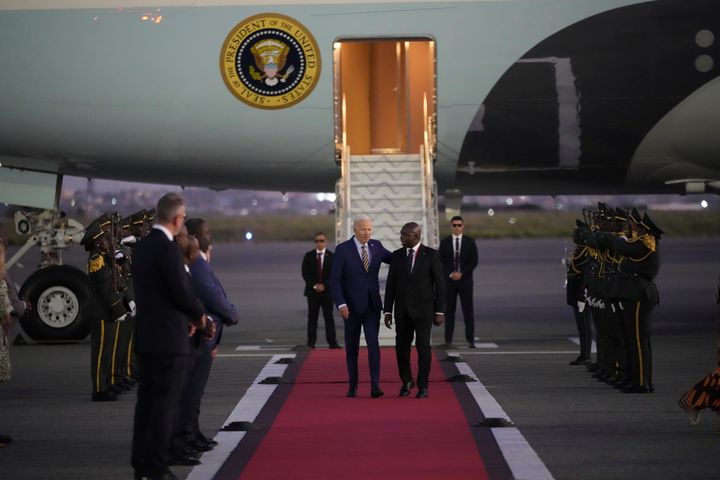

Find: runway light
<box><xmin>310</xmin><ymin>209</ymin><xmax>318</xmax><ymax>216</ymax></box>
<box><xmin>111</xmin><ymin>197</ymin><xmax>117</xmax><ymax>206</ymax></box>
<box><xmin>700</xmin><ymin>200</ymin><xmax>708</xmax><ymax>208</ymax></box>
<box><xmin>251</xmin><ymin>199</ymin><xmax>258</xmax><ymax>207</ymax></box>
<box><xmin>505</xmin><ymin>197</ymin><xmax>513</xmax><ymax>206</ymax></box>
<box><xmin>487</xmin><ymin>209</ymin><xmax>494</xmax><ymax>216</ymax></box>
<box><xmin>245</xmin><ymin>232</ymin><xmax>253</xmax><ymax>240</ymax></box>
<box><xmin>508</xmin><ymin>217</ymin><xmax>516</xmax><ymax>224</ymax></box>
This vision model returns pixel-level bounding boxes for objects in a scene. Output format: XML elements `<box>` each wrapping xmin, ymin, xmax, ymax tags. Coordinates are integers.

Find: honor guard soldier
<box><xmin>111</xmin><ymin>210</ymin><xmax>147</xmax><ymax>392</ymax></box>
<box><xmin>577</xmin><ymin>207</ymin><xmax>662</xmax><ymax>393</ymax></box>
<box><xmin>82</xmin><ymin>214</ymin><xmax>131</xmax><ymax>401</ymax></box>
<box><xmin>567</xmin><ymin>219</ymin><xmax>592</xmax><ymax>365</ymax></box>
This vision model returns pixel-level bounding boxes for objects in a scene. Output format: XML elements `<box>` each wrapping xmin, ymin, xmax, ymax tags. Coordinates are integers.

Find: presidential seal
<box><xmin>220</xmin><ymin>13</ymin><xmax>321</xmax><ymax>109</ymax></box>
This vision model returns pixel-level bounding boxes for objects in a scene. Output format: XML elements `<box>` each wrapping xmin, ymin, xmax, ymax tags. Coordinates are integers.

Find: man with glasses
<box><xmin>302</xmin><ymin>232</ymin><xmax>340</xmax><ymax>349</ymax></box>
<box><xmin>439</xmin><ymin>216</ymin><xmax>479</xmax><ymax>348</ymax></box>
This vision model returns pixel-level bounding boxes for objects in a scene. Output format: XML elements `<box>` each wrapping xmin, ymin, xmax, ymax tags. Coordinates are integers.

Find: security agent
<box><xmin>439</xmin><ymin>216</ymin><xmax>479</xmax><ymax>348</ymax></box>
<box><xmin>302</xmin><ymin>232</ymin><xmax>341</xmax><ymax>349</ymax></box>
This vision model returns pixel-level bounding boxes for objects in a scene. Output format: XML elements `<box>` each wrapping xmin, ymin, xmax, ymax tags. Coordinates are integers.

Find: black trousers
<box><xmin>571</xmin><ymin>305</ymin><xmax>592</xmax><ymax>359</ymax></box>
<box><xmin>395</xmin><ymin>312</ymin><xmax>433</xmax><ymax>388</ymax></box>
<box><xmin>132</xmin><ymin>352</ymin><xmax>189</xmax><ymax>478</ymax></box>
<box><xmin>89</xmin><ymin>317</ymin><xmax>116</xmax><ymax>394</ymax></box>
<box><xmin>174</xmin><ymin>341</ymin><xmax>213</xmax><ymax>448</ymax></box>
<box><xmin>306</xmin><ymin>292</ymin><xmax>337</xmax><ymax>346</ymax></box>
<box><xmin>619</xmin><ymin>298</ymin><xmax>655</xmax><ymax>388</ymax></box>
<box><xmin>114</xmin><ymin>315</ymin><xmax>136</xmax><ymax>384</ymax></box>
<box><xmin>444</xmin><ymin>279</ymin><xmax>475</xmax><ymax>344</ymax></box>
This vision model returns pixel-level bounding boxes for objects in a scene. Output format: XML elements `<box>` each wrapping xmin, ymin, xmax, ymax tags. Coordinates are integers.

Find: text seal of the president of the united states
<box><xmin>220</xmin><ymin>13</ymin><xmax>321</xmax><ymax>109</ymax></box>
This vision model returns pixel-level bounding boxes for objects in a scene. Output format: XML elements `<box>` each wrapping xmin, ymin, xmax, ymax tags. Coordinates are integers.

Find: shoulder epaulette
<box><xmin>88</xmin><ymin>254</ymin><xmax>105</xmax><ymax>273</ymax></box>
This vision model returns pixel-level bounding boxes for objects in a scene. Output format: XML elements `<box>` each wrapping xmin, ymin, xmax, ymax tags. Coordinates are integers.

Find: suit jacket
<box><xmin>384</xmin><ymin>244</ymin><xmax>445</xmax><ymax>321</ymax></box>
<box><xmin>302</xmin><ymin>249</ymin><xmax>333</xmax><ymax>297</ymax></box>
<box><xmin>131</xmin><ymin>228</ymin><xmax>205</xmax><ymax>355</ymax></box>
<box><xmin>188</xmin><ymin>255</ymin><xmax>240</xmax><ymax>350</ymax></box>
<box><xmin>439</xmin><ymin>235</ymin><xmax>478</xmax><ymax>280</ymax></box>
<box><xmin>330</xmin><ymin>237</ymin><xmax>391</xmax><ymax>315</ymax></box>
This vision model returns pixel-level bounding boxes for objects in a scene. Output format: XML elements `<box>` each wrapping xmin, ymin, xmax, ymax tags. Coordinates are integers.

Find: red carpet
<box><xmin>238</xmin><ymin>348</ymin><xmax>490</xmax><ymax>480</ymax></box>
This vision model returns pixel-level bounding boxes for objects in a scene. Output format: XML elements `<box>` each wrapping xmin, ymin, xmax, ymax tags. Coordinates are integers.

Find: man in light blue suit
<box><xmin>330</xmin><ymin>215</ymin><xmax>392</xmax><ymax>398</ymax></box>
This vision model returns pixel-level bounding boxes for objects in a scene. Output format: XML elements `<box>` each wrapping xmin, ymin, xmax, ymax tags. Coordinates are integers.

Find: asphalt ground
<box><xmin>1</xmin><ymin>237</ymin><xmax>719</xmax><ymax>479</ymax></box>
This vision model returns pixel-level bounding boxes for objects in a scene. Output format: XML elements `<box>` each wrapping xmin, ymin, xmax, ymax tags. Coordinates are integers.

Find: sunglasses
<box><xmin>315</xmin><ymin>239</ymin><xmax>326</xmax><ymax>243</ymax></box>
<box><xmin>451</xmin><ymin>224</ymin><xmax>463</xmax><ymax>227</ymax></box>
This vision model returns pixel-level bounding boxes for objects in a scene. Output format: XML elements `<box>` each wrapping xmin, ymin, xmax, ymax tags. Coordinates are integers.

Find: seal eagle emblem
<box><xmin>220</xmin><ymin>13</ymin><xmax>321</xmax><ymax>109</ymax></box>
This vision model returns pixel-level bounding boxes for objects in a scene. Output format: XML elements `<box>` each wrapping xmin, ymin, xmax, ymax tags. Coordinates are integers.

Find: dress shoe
<box><xmin>586</xmin><ymin>362</ymin><xmax>602</xmax><ymax>372</ymax></box>
<box><xmin>145</xmin><ymin>470</ymin><xmax>179</xmax><ymax>480</ymax></box>
<box><xmin>399</xmin><ymin>382</ymin><xmax>413</xmax><ymax>397</ymax></box>
<box><xmin>307</xmin><ymin>342</ymin><xmax>316</xmax><ymax>349</ymax></box>
<box><xmin>329</xmin><ymin>343</ymin><xmax>342</xmax><ymax>349</ymax></box>
<box><xmin>91</xmin><ymin>391</ymin><xmax>118</xmax><ymax>402</ymax></box>
<box><xmin>167</xmin><ymin>454</ymin><xmax>201</xmax><ymax>466</ymax></box>
<box><xmin>188</xmin><ymin>440</ymin><xmax>214</xmax><ymax>452</ymax></box>
<box><xmin>569</xmin><ymin>355</ymin><xmax>591</xmax><ymax>366</ymax></box>
<box><xmin>346</xmin><ymin>388</ymin><xmax>357</xmax><ymax>398</ymax></box>
<box><xmin>172</xmin><ymin>445</ymin><xmax>201</xmax><ymax>457</ymax></box>
<box><xmin>196</xmin><ymin>432</ymin><xmax>218</xmax><ymax>446</ymax></box>
<box><xmin>371</xmin><ymin>386</ymin><xmax>384</xmax><ymax>398</ymax></box>
<box><xmin>622</xmin><ymin>385</ymin><xmax>651</xmax><ymax>394</ymax></box>
<box><xmin>468</xmin><ymin>343</ymin><xmax>476</xmax><ymax>348</ymax></box>
<box><xmin>416</xmin><ymin>387</ymin><xmax>428</xmax><ymax>398</ymax></box>
<box><xmin>157</xmin><ymin>472</ymin><xmax>179</xmax><ymax>480</ymax></box>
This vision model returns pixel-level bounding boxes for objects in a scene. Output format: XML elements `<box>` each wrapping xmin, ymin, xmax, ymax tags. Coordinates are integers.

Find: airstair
<box><xmin>335</xmin><ymin>151</ymin><xmax>438</xmax><ymax>250</ymax></box>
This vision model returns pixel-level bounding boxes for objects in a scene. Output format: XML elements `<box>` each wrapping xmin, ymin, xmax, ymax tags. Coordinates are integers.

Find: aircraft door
<box><xmin>334</xmin><ymin>38</ymin><xmax>435</xmax><ymax>156</ymax></box>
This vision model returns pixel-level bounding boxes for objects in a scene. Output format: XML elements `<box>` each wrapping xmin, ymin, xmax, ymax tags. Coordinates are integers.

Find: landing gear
<box><xmin>18</xmin><ymin>265</ymin><xmax>92</xmax><ymax>342</ymax></box>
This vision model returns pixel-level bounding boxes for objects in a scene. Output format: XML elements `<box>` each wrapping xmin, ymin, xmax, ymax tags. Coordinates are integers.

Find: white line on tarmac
<box><xmin>186</xmin><ymin>353</ymin><xmax>296</xmax><ymax>480</ymax></box>
<box><xmin>456</xmin><ymin>361</ymin><xmax>555</xmax><ymax>480</ymax></box>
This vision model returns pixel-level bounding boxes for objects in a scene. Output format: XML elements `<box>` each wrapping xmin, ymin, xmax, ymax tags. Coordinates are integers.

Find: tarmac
<box><xmin>1</xmin><ymin>237</ymin><xmax>719</xmax><ymax>479</ymax></box>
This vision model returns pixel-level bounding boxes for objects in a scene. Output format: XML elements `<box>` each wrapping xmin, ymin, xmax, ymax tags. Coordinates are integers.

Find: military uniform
<box><xmin>82</xmin><ymin>214</ymin><xmax>131</xmax><ymax>401</ymax></box>
<box><xmin>567</xmin><ymin>220</ymin><xmax>592</xmax><ymax>365</ymax></box>
<box><xmin>594</xmin><ymin>208</ymin><xmax>662</xmax><ymax>393</ymax></box>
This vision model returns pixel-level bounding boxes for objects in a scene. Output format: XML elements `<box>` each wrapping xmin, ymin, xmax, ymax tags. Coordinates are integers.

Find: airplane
<box><xmin>0</xmin><ymin>0</ymin><xmax>718</xmax><ymax>342</ymax></box>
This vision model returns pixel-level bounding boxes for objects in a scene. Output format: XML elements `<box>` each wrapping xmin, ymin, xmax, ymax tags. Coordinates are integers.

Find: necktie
<box><xmin>454</xmin><ymin>237</ymin><xmax>460</xmax><ymax>272</ymax></box>
<box><xmin>407</xmin><ymin>248</ymin><xmax>414</xmax><ymax>273</ymax></box>
<box><xmin>316</xmin><ymin>252</ymin><xmax>323</xmax><ymax>284</ymax></box>
<box><xmin>361</xmin><ymin>244</ymin><xmax>369</xmax><ymax>272</ymax></box>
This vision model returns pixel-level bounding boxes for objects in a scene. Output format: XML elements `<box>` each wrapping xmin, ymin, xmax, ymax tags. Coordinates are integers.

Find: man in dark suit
<box><xmin>439</xmin><ymin>215</ymin><xmax>479</xmax><ymax>347</ymax></box>
<box><xmin>130</xmin><ymin>193</ymin><xmax>206</xmax><ymax>480</ymax></box>
<box><xmin>302</xmin><ymin>232</ymin><xmax>340</xmax><ymax>349</ymax></box>
<box><xmin>384</xmin><ymin>222</ymin><xmax>444</xmax><ymax>398</ymax></box>
<box><xmin>182</xmin><ymin>218</ymin><xmax>239</xmax><ymax>450</ymax></box>
<box><xmin>330</xmin><ymin>215</ymin><xmax>391</xmax><ymax>398</ymax></box>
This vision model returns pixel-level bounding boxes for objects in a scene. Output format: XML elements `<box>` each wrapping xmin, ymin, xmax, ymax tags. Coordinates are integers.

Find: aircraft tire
<box><xmin>18</xmin><ymin>265</ymin><xmax>92</xmax><ymax>342</ymax></box>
